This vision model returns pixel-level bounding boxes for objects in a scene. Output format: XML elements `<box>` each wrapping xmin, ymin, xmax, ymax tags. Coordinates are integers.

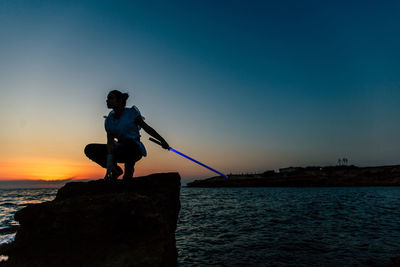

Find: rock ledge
<box><xmin>0</xmin><ymin>172</ymin><xmax>181</xmax><ymax>267</ymax></box>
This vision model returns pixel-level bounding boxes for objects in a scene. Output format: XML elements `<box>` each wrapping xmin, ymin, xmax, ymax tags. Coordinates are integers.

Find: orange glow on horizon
<box><xmin>0</xmin><ymin>154</ymin><xmax>222</xmax><ymax>182</ymax></box>
<box><xmin>0</xmin><ymin>157</ymin><xmax>104</xmax><ymax>181</ymax></box>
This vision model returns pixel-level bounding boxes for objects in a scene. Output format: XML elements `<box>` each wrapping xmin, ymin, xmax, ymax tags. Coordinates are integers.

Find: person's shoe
<box><xmin>111</xmin><ymin>165</ymin><xmax>123</xmax><ymax>180</ymax></box>
<box><xmin>105</xmin><ymin>165</ymin><xmax>123</xmax><ymax>181</ymax></box>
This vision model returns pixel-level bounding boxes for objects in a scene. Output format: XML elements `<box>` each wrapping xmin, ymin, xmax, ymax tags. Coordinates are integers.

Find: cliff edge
<box><xmin>0</xmin><ymin>172</ymin><xmax>181</xmax><ymax>267</ymax></box>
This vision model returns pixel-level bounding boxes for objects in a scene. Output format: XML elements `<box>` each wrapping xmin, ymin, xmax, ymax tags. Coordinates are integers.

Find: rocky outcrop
<box><xmin>188</xmin><ymin>165</ymin><xmax>400</xmax><ymax>187</ymax></box>
<box><xmin>0</xmin><ymin>173</ymin><xmax>181</xmax><ymax>267</ymax></box>
<box><xmin>388</xmin><ymin>256</ymin><xmax>400</xmax><ymax>267</ymax></box>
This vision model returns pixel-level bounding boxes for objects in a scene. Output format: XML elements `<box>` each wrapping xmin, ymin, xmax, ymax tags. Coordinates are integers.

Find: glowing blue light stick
<box><xmin>149</xmin><ymin>137</ymin><xmax>228</xmax><ymax>178</ymax></box>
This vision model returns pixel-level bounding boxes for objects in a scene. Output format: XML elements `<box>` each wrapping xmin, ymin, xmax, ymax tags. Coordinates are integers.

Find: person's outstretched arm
<box><xmin>135</xmin><ymin>116</ymin><xmax>170</xmax><ymax>149</ymax></box>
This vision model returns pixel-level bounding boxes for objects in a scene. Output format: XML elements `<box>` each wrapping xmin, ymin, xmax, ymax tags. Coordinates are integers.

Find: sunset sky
<box><xmin>1</xmin><ymin>0</ymin><xmax>400</xmax><ymax>185</ymax></box>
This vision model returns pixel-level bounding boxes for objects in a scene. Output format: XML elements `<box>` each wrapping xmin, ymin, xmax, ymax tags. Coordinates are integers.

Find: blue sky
<box><xmin>0</xmin><ymin>0</ymin><xmax>399</xmax><ymax>182</ymax></box>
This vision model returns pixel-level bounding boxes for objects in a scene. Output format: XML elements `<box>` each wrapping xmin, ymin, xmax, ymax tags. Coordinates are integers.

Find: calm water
<box><xmin>1</xmin><ymin>187</ymin><xmax>400</xmax><ymax>266</ymax></box>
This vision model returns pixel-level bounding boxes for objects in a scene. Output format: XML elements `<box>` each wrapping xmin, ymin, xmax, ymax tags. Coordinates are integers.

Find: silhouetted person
<box><xmin>85</xmin><ymin>90</ymin><xmax>169</xmax><ymax>180</ymax></box>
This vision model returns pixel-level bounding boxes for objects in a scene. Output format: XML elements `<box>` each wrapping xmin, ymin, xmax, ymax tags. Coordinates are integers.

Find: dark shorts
<box><xmin>84</xmin><ymin>140</ymin><xmax>143</xmax><ymax>168</ymax></box>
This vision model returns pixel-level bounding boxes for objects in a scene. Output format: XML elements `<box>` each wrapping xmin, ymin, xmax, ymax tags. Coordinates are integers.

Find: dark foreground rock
<box><xmin>388</xmin><ymin>256</ymin><xmax>400</xmax><ymax>267</ymax></box>
<box><xmin>0</xmin><ymin>172</ymin><xmax>181</xmax><ymax>267</ymax></box>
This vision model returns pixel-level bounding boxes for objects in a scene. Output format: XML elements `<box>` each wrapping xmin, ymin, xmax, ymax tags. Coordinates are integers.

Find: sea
<box><xmin>1</xmin><ymin>186</ymin><xmax>400</xmax><ymax>266</ymax></box>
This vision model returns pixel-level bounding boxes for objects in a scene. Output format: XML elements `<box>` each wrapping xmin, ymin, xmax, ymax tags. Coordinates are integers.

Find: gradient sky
<box><xmin>1</xmin><ymin>0</ymin><xmax>399</xmax><ymax>183</ymax></box>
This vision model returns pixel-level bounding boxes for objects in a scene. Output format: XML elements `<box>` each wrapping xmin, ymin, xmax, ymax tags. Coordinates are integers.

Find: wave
<box><xmin>0</xmin><ymin>226</ymin><xmax>19</xmax><ymax>235</ymax></box>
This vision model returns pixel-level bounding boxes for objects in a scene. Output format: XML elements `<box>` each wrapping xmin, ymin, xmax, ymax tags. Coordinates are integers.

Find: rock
<box><xmin>388</xmin><ymin>256</ymin><xmax>400</xmax><ymax>267</ymax></box>
<box><xmin>0</xmin><ymin>172</ymin><xmax>181</xmax><ymax>267</ymax></box>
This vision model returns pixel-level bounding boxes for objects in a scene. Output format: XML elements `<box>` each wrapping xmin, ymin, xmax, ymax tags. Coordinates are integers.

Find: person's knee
<box><xmin>84</xmin><ymin>144</ymin><xmax>95</xmax><ymax>158</ymax></box>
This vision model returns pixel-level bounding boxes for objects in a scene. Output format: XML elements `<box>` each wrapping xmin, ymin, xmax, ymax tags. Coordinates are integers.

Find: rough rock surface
<box><xmin>388</xmin><ymin>256</ymin><xmax>400</xmax><ymax>267</ymax></box>
<box><xmin>0</xmin><ymin>172</ymin><xmax>181</xmax><ymax>267</ymax></box>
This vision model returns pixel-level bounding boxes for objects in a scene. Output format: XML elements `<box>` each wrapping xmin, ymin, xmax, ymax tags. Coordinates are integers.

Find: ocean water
<box><xmin>0</xmin><ymin>189</ymin><xmax>58</xmax><ymax>245</ymax></box>
<box><xmin>1</xmin><ymin>187</ymin><xmax>400</xmax><ymax>266</ymax></box>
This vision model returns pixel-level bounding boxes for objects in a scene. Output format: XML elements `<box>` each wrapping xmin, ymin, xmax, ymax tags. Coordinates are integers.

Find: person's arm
<box><xmin>105</xmin><ymin>133</ymin><xmax>115</xmax><ymax>178</ymax></box>
<box><xmin>106</xmin><ymin>133</ymin><xmax>115</xmax><ymax>154</ymax></box>
<box><xmin>135</xmin><ymin>116</ymin><xmax>170</xmax><ymax>149</ymax></box>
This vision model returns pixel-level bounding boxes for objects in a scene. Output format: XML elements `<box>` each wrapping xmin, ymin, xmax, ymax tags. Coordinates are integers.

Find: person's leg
<box><xmin>84</xmin><ymin>144</ymin><xmax>108</xmax><ymax>167</ymax></box>
<box><xmin>114</xmin><ymin>141</ymin><xmax>142</xmax><ymax>179</ymax></box>
<box><xmin>123</xmin><ymin>159</ymin><xmax>135</xmax><ymax>179</ymax></box>
<box><xmin>84</xmin><ymin>143</ymin><xmax>122</xmax><ymax>179</ymax></box>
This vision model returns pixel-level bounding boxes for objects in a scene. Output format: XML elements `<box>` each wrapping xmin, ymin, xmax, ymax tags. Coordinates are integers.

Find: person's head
<box><xmin>106</xmin><ymin>90</ymin><xmax>129</xmax><ymax>109</ymax></box>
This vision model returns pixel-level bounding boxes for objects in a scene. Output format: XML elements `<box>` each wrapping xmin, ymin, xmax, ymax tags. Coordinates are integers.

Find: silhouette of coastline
<box><xmin>0</xmin><ymin>173</ymin><xmax>181</xmax><ymax>267</ymax></box>
<box><xmin>187</xmin><ymin>165</ymin><xmax>400</xmax><ymax>187</ymax></box>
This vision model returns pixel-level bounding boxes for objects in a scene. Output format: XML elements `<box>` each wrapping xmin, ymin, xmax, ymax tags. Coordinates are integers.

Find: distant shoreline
<box><xmin>187</xmin><ymin>164</ymin><xmax>400</xmax><ymax>187</ymax></box>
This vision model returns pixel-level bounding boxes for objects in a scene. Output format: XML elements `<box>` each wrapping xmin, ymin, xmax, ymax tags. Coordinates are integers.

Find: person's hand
<box><xmin>104</xmin><ymin>165</ymin><xmax>122</xmax><ymax>180</ymax></box>
<box><xmin>105</xmin><ymin>154</ymin><xmax>114</xmax><ymax>180</ymax></box>
<box><xmin>161</xmin><ymin>140</ymin><xmax>170</xmax><ymax>150</ymax></box>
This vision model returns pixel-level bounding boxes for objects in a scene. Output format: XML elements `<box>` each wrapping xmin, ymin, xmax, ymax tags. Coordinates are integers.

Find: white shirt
<box><xmin>104</xmin><ymin>106</ymin><xmax>147</xmax><ymax>156</ymax></box>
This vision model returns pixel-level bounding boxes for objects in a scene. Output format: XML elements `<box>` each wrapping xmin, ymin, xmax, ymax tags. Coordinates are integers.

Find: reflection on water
<box><xmin>0</xmin><ymin>233</ymin><xmax>16</xmax><ymax>245</ymax></box>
